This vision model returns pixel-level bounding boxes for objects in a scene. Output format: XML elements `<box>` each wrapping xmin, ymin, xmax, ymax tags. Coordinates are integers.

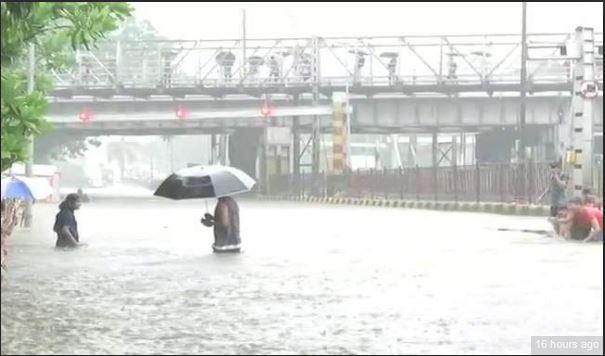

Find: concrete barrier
<box><xmin>518</xmin><ymin>204</ymin><xmax>530</xmax><ymax>216</ymax></box>
<box><xmin>504</xmin><ymin>204</ymin><xmax>517</xmax><ymax>215</ymax></box>
<box><xmin>443</xmin><ymin>202</ymin><xmax>455</xmax><ymax>211</ymax></box>
<box><xmin>492</xmin><ymin>203</ymin><xmax>505</xmax><ymax>214</ymax></box>
<box><xmin>263</xmin><ymin>195</ymin><xmax>548</xmax><ymax>216</ymax></box>
<box><xmin>461</xmin><ymin>202</ymin><xmax>473</xmax><ymax>211</ymax></box>
<box><xmin>529</xmin><ymin>205</ymin><xmax>545</xmax><ymax>216</ymax></box>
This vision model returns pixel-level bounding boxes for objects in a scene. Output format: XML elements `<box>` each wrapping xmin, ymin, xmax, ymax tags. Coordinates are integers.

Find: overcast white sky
<box><xmin>132</xmin><ymin>2</ymin><xmax>603</xmax><ymax>39</ymax></box>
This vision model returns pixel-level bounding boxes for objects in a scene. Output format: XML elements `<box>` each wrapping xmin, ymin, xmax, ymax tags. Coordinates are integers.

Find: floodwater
<box><xmin>1</xmin><ymin>198</ymin><xmax>603</xmax><ymax>354</ymax></box>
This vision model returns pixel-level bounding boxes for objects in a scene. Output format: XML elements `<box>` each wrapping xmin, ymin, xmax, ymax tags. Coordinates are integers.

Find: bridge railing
<box><xmin>48</xmin><ymin>32</ymin><xmax>601</xmax><ymax>92</ymax></box>
<box><xmin>268</xmin><ymin>162</ymin><xmax>555</xmax><ymax>204</ymax></box>
<box><xmin>49</xmin><ymin>72</ymin><xmax>575</xmax><ymax>90</ymax></box>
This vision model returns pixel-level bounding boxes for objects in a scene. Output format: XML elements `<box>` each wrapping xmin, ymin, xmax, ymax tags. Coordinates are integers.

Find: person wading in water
<box><xmin>201</xmin><ymin>196</ymin><xmax>241</xmax><ymax>253</ymax></box>
<box><xmin>53</xmin><ymin>193</ymin><xmax>83</xmax><ymax>248</ymax></box>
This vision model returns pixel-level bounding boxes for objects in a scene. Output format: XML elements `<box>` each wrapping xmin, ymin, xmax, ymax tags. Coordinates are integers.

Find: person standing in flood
<box><xmin>201</xmin><ymin>196</ymin><xmax>241</xmax><ymax>253</ymax></box>
<box><xmin>53</xmin><ymin>193</ymin><xmax>82</xmax><ymax>248</ymax></box>
<box><xmin>541</xmin><ymin>160</ymin><xmax>569</xmax><ymax>235</ymax></box>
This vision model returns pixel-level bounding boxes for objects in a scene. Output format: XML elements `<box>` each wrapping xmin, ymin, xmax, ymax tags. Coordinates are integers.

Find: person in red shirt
<box><xmin>558</xmin><ymin>197</ymin><xmax>602</xmax><ymax>241</ymax></box>
<box><xmin>583</xmin><ymin>197</ymin><xmax>603</xmax><ymax>242</ymax></box>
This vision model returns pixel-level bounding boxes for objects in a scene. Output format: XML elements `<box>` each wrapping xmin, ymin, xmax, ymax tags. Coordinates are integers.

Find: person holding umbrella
<box><xmin>380</xmin><ymin>52</ymin><xmax>399</xmax><ymax>85</ymax></box>
<box><xmin>154</xmin><ymin>165</ymin><xmax>255</xmax><ymax>253</ymax></box>
<box><xmin>201</xmin><ymin>196</ymin><xmax>241</xmax><ymax>253</ymax></box>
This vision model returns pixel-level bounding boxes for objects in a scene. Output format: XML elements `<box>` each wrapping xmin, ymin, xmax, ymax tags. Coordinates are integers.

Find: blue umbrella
<box><xmin>0</xmin><ymin>176</ymin><xmax>36</xmax><ymax>201</ymax></box>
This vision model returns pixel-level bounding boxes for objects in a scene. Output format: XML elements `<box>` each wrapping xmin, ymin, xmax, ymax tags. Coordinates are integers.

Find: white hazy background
<box><xmin>132</xmin><ymin>2</ymin><xmax>603</xmax><ymax>39</ymax></box>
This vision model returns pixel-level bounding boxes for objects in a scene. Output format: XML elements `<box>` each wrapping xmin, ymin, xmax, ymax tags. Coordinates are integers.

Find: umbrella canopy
<box><xmin>248</xmin><ymin>56</ymin><xmax>264</xmax><ymax>66</ymax></box>
<box><xmin>1</xmin><ymin>176</ymin><xmax>36</xmax><ymax>200</ymax></box>
<box><xmin>216</xmin><ymin>51</ymin><xmax>236</xmax><ymax>66</ymax></box>
<box><xmin>154</xmin><ymin>165</ymin><xmax>256</xmax><ymax>200</ymax></box>
<box><xmin>380</xmin><ymin>52</ymin><xmax>399</xmax><ymax>58</ymax></box>
<box><xmin>1</xmin><ymin>176</ymin><xmax>53</xmax><ymax>200</ymax></box>
<box><xmin>470</xmin><ymin>51</ymin><xmax>492</xmax><ymax>57</ymax></box>
<box><xmin>18</xmin><ymin>177</ymin><xmax>53</xmax><ymax>199</ymax></box>
<box><xmin>348</xmin><ymin>49</ymin><xmax>368</xmax><ymax>56</ymax></box>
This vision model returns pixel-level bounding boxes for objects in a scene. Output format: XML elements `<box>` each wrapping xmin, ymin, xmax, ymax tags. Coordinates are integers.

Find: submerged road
<box><xmin>1</xmin><ymin>199</ymin><xmax>602</xmax><ymax>354</ymax></box>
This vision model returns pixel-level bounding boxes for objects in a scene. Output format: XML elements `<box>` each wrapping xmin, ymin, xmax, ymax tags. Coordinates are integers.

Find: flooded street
<box><xmin>1</xmin><ymin>199</ymin><xmax>603</xmax><ymax>354</ymax></box>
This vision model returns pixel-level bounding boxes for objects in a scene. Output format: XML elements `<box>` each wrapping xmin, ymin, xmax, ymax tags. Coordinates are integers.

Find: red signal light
<box><xmin>79</xmin><ymin>108</ymin><xmax>93</xmax><ymax>123</ymax></box>
<box><xmin>176</xmin><ymin>105</ymin><xmax>189</xmax><ymax>120</ymax></box>
<box><xmin>260</xmin><ymin>101</ymin><xmax>273</xmax><ymax>117</ymax></box>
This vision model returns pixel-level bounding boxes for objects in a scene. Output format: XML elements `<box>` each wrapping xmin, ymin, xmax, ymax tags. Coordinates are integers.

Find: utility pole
<box><xmin>519</xmin><ymin>2</ymin><xmax>527</xmax><ymax>155</ymax></box>
<box><xmin>345</xmin><ymin>83</ymin><xmax>352</xmax><ymax>170</ymax></box>
<box><xmin>311</xmin><ymin>37</ymin><xmax>321</xmax><ymax>176</ymax></box>
<box><xmin>242</xmin><ymin>8</ymin><xmax>246</xmax><ymax>81</ymax></box>
<box><xmin>169</xmin><ymin>136</ymin><xmax>174</xmax><ymax>172</ymax></box>
<box><xmin>569</xmin><ymin>26</ymin><xmax>597</xmax><ymax>197</ymax></box>
<box><xmin>519</xmin><ymin>1</ymin><xmax>528</xmax><ymax>200</ymax></box>
<box><xmin>24</xmin><ymin>43</ymin><xmax>35</xmax><ymax>227</ymax></box>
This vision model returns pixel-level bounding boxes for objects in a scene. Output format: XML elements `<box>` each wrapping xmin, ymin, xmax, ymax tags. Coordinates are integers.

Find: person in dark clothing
<box><xmin>53</xmin><ymin>193</ymin><xmax>82</xmax><ymax>248</ymax></box>
<box><xmin>548</xmin><ymin>161</ymin><xmax>569</xmax><ymax>216</ymax></box>
<box><xmin>388</xmin><ymin>57</ymin><xmax>397</xmax><ymax>84</ymax></box>
<box><xmin>540</xmin><ymin>160</ymin><xmax>569</xmax><ymax>235</ymax></box>
<box><xmin>201</xmin><ymin>196</ymin><xmax>241</xmax><ymax>253</ymax></box>
<box><xmin>269</xmin><ymin>56</ymin><xmax>280</xmax><ymax>82</ymax></box>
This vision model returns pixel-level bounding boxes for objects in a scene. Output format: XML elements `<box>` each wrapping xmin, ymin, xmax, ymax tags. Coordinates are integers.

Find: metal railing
<box><xmin>50</xmin><ymin>32</ymin><xmax>602</xmax><ymax>92</ymax></box>
<box><xmin>268</xmin><ymin>162</ymin><xmax>556</xmax><ymax>204</ymax></box>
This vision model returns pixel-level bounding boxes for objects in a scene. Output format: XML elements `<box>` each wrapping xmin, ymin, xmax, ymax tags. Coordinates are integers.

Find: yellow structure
<box><xmin>332</xmin><ymin>102</ymin><xmax>347</xmax><ymax>173</ymax></box>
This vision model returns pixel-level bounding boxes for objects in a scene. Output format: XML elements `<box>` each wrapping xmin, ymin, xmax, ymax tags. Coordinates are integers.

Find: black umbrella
<box><xmin>154</xmin><ymin>165</ymin><xmax>256</xmax><ymax>200</ymax></box>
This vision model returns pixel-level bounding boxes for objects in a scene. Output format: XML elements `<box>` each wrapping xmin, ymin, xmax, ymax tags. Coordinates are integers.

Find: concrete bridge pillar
<box><xmin>228</xmin><ymin>128</ymin><xmax>263</xmax><ymax>183</ymax></box>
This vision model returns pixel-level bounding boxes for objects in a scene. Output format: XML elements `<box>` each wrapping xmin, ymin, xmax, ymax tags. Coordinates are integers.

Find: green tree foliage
<box><xmin>1</xmin><ymin>2</ymin><xmax>132</xmax><ymax>172</ymax></box>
